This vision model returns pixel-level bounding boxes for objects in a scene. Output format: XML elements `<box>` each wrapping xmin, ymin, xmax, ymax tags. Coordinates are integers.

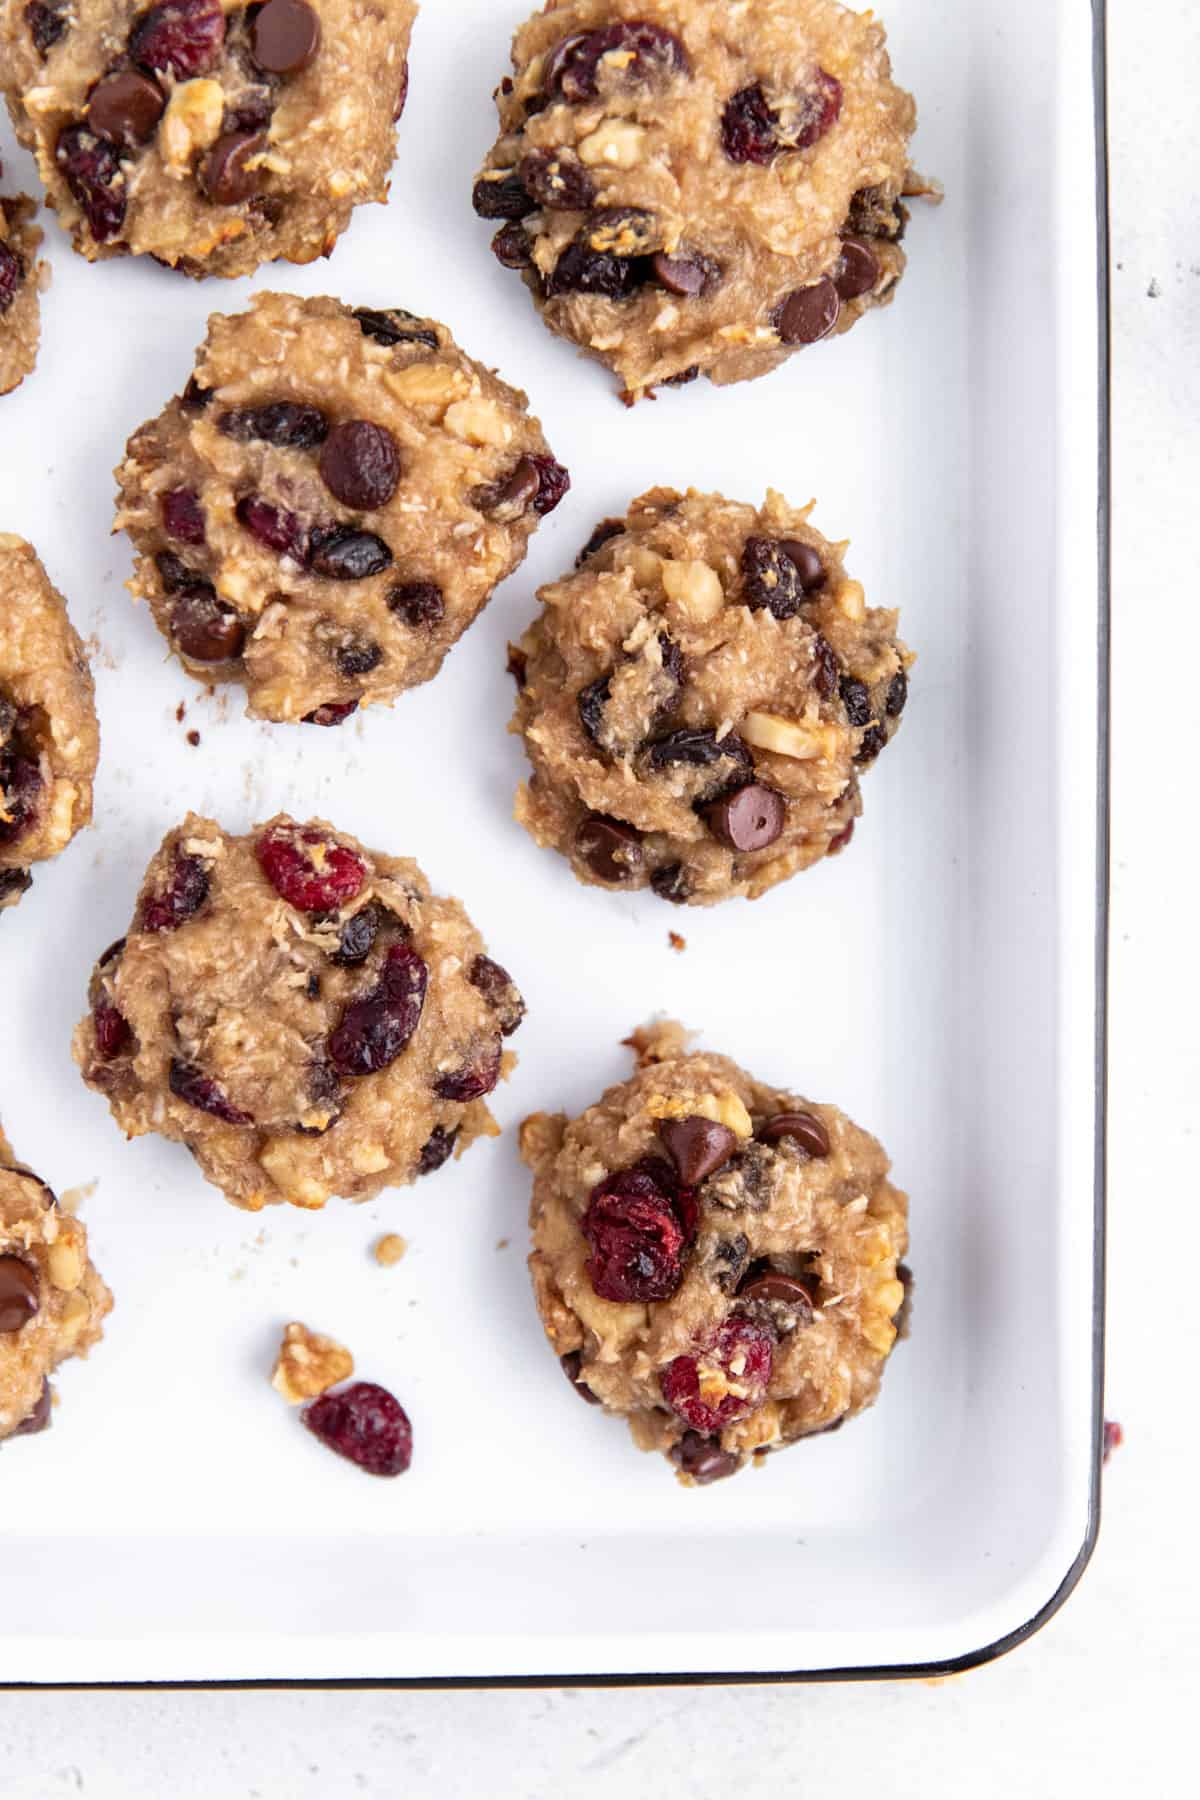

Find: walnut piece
<box><xmin>271</xmin><ymin>1321</ymin><xmax>354</xmax><ymax>1405</ymax></box>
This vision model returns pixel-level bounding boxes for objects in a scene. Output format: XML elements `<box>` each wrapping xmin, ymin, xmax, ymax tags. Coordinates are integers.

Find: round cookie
<box><xmin>0</xmin><ymin>1122</ymin><xmax>112</xmax><ymax>1444</ymax></box>
<box><xmin>115</xmin><ymin>291</ymin><xmax>571</xmax><ymax>725</ymax></box>
<box><xmin>510</xmin><ymin>486</ymin><xmax>911</xmax><ymax>906</ymax></box>
<box><xmin>522</xmin><ymin>1021</ymin><xmax>909</xmax><ymax>1484</ymax></box>
<box><xmin>74</xmin><ymin>812</ymin><xmax>527</xmax><ymax>1211</ymax></box>
<box><xmin>0</xmin><ymin>534</ymin><xmax>100</xmax><ymax>915</ymax></box>
<box><xmin>0</xmin><ymin>186</ymin><xmax>44</xmax><ymax>396</ymax></box>
<box><xmin>0</xmin><ymin>0</ymin><xmax>416</xmax><ymax>278</ymax></box>
<box><xmin>472</xmin><ymin>0</ymin><xmax>933</xmax><ymax>400</ymax></box>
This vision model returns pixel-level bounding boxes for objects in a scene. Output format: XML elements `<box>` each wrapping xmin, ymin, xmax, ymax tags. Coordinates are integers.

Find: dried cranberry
<box><xmin>168</xmin><ymin>1059</ymin><xmax>253</xmax><ymax>1125</ymax></box>
<box><xmin>387</xmin><ymin>580</ymin><xmax>444</xmax><ymax>627</ymax></box>
<box><xmin>518</xmin><ymin>149</ymin><xmax>595</xmax><ymax>211</ymax></box>
<box><xmin>130</xmin><ymin>0</ymin><xmax>226</xmax><ymax>80</ymax></box>
<box><xmin>471</xmin><ymin>171</ymin><xmax>535</xmax><ymax>220</ymax></box>
<box><xmin>530</xmin><ymin>455</ymin><xmax>570</xmax><ymax>515</ymax></box>
<box><xmin>432</xmin><ymin>1038</ymin><xmax>502</xmax><ymax>1101</ymax></box>
<box><xmin>417</xmin><ymin>1125</ymin><xmax>458</xmax><ymax>1175</ymax></box>
<box><xmin>473</xmin><ymin>454</ymin><xmax>569</xmax><ymax>519</ymax></box>
<box><xmin>491</xmin><ymin>220</ymin><xmax>533</xmax><ymax>269</ymax></box>
<box><xmin>669</xmin><ymin>1431</ymin><xmax>740</xmax><ymax>1484</ymax></box>
<box><xmin>739</xmin><ymin>536</ymin><xmax>824</xmax><ymax>619</ymax></box>
<box><xmin>544</xmin><ymin>22</ymin><xmax>688</xmax><ymax>102</ymax></box>
<box><xmin>318</xmin><ymin>421</ymin><xmax>402</xmax><ymax>511</ymax></box>
<box><xmin>308</xmin><ymin>526</ymin><xmax>393</xmax><ymax>581</ymax></box>
<box><xmin>580</xmin><ymin>1165</ymin><xmax>693</xmax><ymax>1303</ymax></box>
<box><xmin>0</xmin><ymin>244</ymin><xmax>25</xmax><ymax>315</ymax></box>
<box><xmin>25</xmin><ymin>1</ymin><xmax>67</xmax><ymax>54</ymax></box>
<box><xmin>577</xmin><ymin>675</ymin><xmax>611</xmax><ymax>747</ymax></box>
<box><xmin>839</xmin><ymin>676</ymin><xmax>873</xmax><ymax>728</ymax></box>
<box><xmin>0</xmin><ymin>753</ymin><xmax>41</xmax><ymax>846</ymax></box>
<box><xmin>328</xmin><ymin>944</ymin><xmax>428</xmax><ymax>1077</ymax></box>
<box><xmin>235</xmin><ymin>495</ymin><xmax>309</xmax><ymax>562</ymax></box>
<box><xmin>141</xmin><ymin>852</ymin><xmax>210</xmax><ymax>931</ymax></box>
<box><xmin>217</xmin><ymin>401</ymin><xmax>328</xmax><ymax>448</ymax></box>
<box><xmin>468</xmin><ymin>954</ymin><xmax>525</xmax><ymax>1036</ymax></box>
<box><xmin>93</xmin><ymin>998</ymin><xmax>131</xmax><ymax>1059</ymax></box>
<box><xmin>55</xmin><ymin>126</ymin><xmax>126</xmax><ymax>242</ymax></box>
<box><xmin>303</xmin><ymin>1380</ymin><xmax>412</xmax><ymax>1477</ymax></box>
<box><xmin>660</xmin><ymin>1317</ymin><xmax>773</xmax><ymax>1433</ymax></box>
<box><xmin>303</xmin><ymin>700</ymin><xmax>358</xmax><ymax>727</ymax></box>
<box><xmin>171</xmin><ymin>589</ymin><xmax>245</xmax><ymax>662</ymax></box>
<box><xmin>352</xmin><ymin>307</ymin><xmax>439</xmax><ymax>350</ymax></box>
<box><xmin>256</xmin><ymin>824</ymin><xmax>367</xmax><ymax>913</ymax></box>
<box><xmin>721</xmin><ymin>72</ymin><xmax>841</xmax><ymax>164</ymax></box>
<box><xmin>161</xmin><ymin>487</ymin><xmax>206</xmax><ymax>546</ymax></box>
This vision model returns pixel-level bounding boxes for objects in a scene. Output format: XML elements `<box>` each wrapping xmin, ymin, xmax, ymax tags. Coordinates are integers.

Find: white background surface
<box><xmin>2</xmin><ymin>0</ymin><xmax>1196</xmax><ymax>1790</ymax></box>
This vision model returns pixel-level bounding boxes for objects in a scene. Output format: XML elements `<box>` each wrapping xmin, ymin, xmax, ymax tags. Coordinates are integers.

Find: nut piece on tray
<box><xmin>510</xmin><ymin>486</ymin><xmax>911</xmax><ymax>906</ymax></box>
<box><xmin>0</xmin><ymin>0</ymin><xmax>416</xmax><ymax>278</ymax></box>
<box><xmin>0</xmin><ymin>535</ymin><xmax>99</xmax><ymax>916</ymax></box>
<box><xmin>0</xmin><ymin>184</ymin><xmax>44</xmax><ymax>396</ymax></box>
<box><xmin>74</xmin><ymin>812</ymin><xmax>527</xmax><ymax>1212</ymax></box>
<box><xmin>472</xmin><ymin>0</ymin><xmax>934</xmax><ymax>400</ymax></box>
<box><xmin>0</xmin><ymin>1121</ymin><xmax>113</xmax><ymax>1445</ymax></box>
<box><xmin>271</xmin><ymin>1319</ymin><xmax>354</xmax><ymax>1403</ymax></box>
<box><xmin>522</xmin><ymin>1021</ymin><xmax>910</xmax><ymax>1485</ymax></box>
<box><xmin>115</xmin><ymin>291</ymin><xmax>570</xmax><ymax>726</ymax></box>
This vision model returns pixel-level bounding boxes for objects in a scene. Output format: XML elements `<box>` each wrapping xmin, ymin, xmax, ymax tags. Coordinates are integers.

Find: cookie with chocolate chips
<box><xmin>0</xmin><ymin>1121</ymin><xmax>112</xmax><ymax>1444</ymax></box>
<box><xmin>74</xmin><ymin>812</ymin><xmax>526</xmax><ymax>1212</ymax></box>
<box><xmin>115</xmin><ymin>292</ymin><xmax>568</xmax><ymax>724</ymax></box>
<box><xmin>0</xmin><ymin>0</ymin><xmax>415</xmax><ymax>277</ymax></box>
<box><xmin>511</xmin><ymin>486</ymin><xmax>911</xmax><ymax>905</ymax></box>
<box><xmin>473</xmin><ymin>0</ymin><xmax>936</xmax><ymax>399</ymax></box>
<box><xmin>522</xmin><ymin>1021</ymin><xmax>910</xmax><ymax>1484</ymax></box>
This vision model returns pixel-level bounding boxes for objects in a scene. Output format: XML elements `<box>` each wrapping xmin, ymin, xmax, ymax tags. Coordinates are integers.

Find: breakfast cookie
<box><xmin>115</xmin><ymin>291</ymin><xmax>570</xmax><ymax>724</ymax></box>
<box><xmin>472</xmin><ymin>0</ymin><xmax>933</xmax><ymax>400</ymax></box>
<box><xmin>523</xmin><ymin>1021</ymin><xmax>909</xmax><ymax>1484</ymax></box>
<box><xmin>0</xmin><ymin>1122</ymin><xmax>113</xmax><ymax>1444</ymax></box>
<box><xmin>74</xmin><ymin>812</ymin><xmax>527</xmax><ymax>1211</ymax></box>
<box><xmin>0</xmin><ymin>0</ymin><xmax>416</xmax><ymax>278</ymax></box>
<box><xmin>0</xmin><ymin>185</ymin><xmax>44</xmax><ymax>396</ymax></box>
<box><xmin>510</xmin><ymin>486</ymin><xmax>910</xmax><ymax>906</ymax></box>
<box><xmin>0</xmin><ymin>534</ymin><xmax>99</xmax><ymax>915</ymax></box>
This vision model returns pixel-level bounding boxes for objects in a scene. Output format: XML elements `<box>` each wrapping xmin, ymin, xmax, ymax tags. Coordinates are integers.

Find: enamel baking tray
<box><xmin>0</xmin><ymin>0</ymin><xmax>1108</xmax><ymax>1685</ymax></box>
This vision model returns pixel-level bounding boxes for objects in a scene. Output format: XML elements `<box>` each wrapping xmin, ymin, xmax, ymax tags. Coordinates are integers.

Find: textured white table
<box><xmin>2</xmin><ymin>3</ymin><xmax>1195</xmax><ymax>1792</ymax></box>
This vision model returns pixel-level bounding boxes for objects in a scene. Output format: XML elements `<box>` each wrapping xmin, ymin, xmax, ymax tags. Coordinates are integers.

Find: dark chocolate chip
<box><xmin>251</xmin><ymin>0</ymin><xmax>320</xmax><ymax>74</ymax></box>
<box><xmin>757</xmin><ymin>1111</ymin><xmax>830</xmax><ymax>1158</ymax></box>
<box><xmin>834</xmin><ymin>235</ymin><xmax>879</xmax><ymax>301</ymax></box>
<box><xmin>669</xmin><ymin>1430</ymin><xmax>739</xmax><ymax>1484</ymax></box>
<box><xmin>13</xmin><ymin>1377</ymin><xmax>52</xmax><ymax>1436</ymax></box>
<box><xmin>650</xmin><ymin>863</ymin><xmax>691</xmax><ymax>904</ymax></box>
<box><xmin>702</xmin><ymin>782</ymin><xmax>785</xmax><ymax>853</ymax></box>
<box><xmin>651</xmin><ymin>250</ymin><xmax>719</xmax><ymax>297</ymax></box>
<box><xmin>171</xmin><ymin>589</ymin><xmax>245</xmax><ymax>662</ymax></box>
<box><xmin>0</xmin><ymin>1255</ymin><xmax>39</xmax><ymax>1333</ymax></box>
<box><xmin>200</xmin><ymin>130</ymin><xmax>266</xmax><ymax>206</ymax></box>
<box><xmin>575</xmin><ymin>518</ymin><xmax>624</xmax><ymax>566</ymax></box>
<box><xmin>895</xmin><ymin>1263</ymin><xmax>914</xmax><ymax>1338</ymax></box>
<box><xmin>657</xmin><ymin>1115</ymin><xmax>737</xmax><ymax>1186</ymax></box>
<box><xmin>574</xmin><ymin>814</ymin><xmax>643</xmax><ymax>884</ymax></box>
<box><xmin>560</xmin><ymin>1349</ymin><xmax>601</xmax><ymax>1405</ymax></box>
<box><xmin>417</xmin><ymin>1125</ymin><xmax>458</xmax><ymax>1176</ymax></box>
<box><xmin>737</xmin><ymin>1267</ymin><xmax>816</xmax><ymax>1322</ymax></box>
<box><xmin>86</xmin><ymin>70</ymin><xmax>165</xmax><ymax>147</ymax></box>
<box><xmin>0</xmin><ymin>868</ymin><xmax>33</xmax><ymax>908</ymax></box>
<box><xmin>774</xmin><ymin>278</ymin><xmax>841</xmax><ymax>345</ymax></box>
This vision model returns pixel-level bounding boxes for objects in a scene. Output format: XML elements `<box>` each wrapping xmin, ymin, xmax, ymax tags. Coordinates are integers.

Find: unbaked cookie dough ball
<box><xmin>0</xmin><ymin>185</ymin><xmax>44</xmax><ymax>396</ymax></box>
<box><xmin>0</xmin><ymin>534</ymin><xmax>99</xmax><ymax>915</ymax></box>
<box><xmin>115</xmin><ymin>291</ymin><xmax>570</xmax><ymax>725</ymax></box>
<box><xmin>523</xmin><ymin>1021</ymin><xmax>910</xmax><ymax>1484</ymax></box>
<box><xmin>472</xmin><ymin>0</ymin><xmax>932</xmax><ymax>400</ymax></box>
<box><xmin>510</xmin><ymin>487</ymin><xmax>911</xmax><ymax>906</ymax></box>
<box><xmin>0</xmin><ymin>1122</ymin><xmax>113</xmax><ymax>1444</ymax></box>
<box><xmin>74</xmin><ymin>812</ymin><xmax>527</xmax><ymax>1212</ymax></box>
<box><xmin>1</xmin><ymin>0</ymin><xmax>416</xmax><ymax>278</ymax></box>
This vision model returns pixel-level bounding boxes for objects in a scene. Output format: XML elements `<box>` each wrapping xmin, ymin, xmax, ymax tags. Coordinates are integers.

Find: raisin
<box><xmin>303</xmin><ymin>1381</ymin><xmax>412</xmax><ymax>1477</ymax></box>
<box><xmin>473</xmin><ymin>454</ymin><xmax>570</xmax><ymax>518</ymax></box>
<box><xmin>839</xmin><ymin>676</ymin><xmax>873</xmax><ymax>728</ymax></box>
<box><xmin>547</xmin><ymin>241</ymin><xmax>645</xmax><ymax>300</ymax></box>
<box><xmin>235</xmin><ymin>495</ymin><xmax>308</xmax><ymax>562</ymax></box>
<box><xmin>663</xmin><ymin>364</ymin><xmax>701</xmax><ymax>387</ymax></box>
<box><xmin>471</xmin><ymin>171</ymin><xmax>535</xmax><ymax>220</ymax></box>
<box><xmin>467</xmin><ymin>954</ymin><xmax>525</xmax><ymax>1036</ymax></box>
<box><xmin>417</xmin><ymin>1126</ymin><xmax>458</xmax><ymax>1176</ymax></box>
<box><xmin>575</xmin><ymin>518</ymin><xmax>624</xmax><ymax>566</ymax></box>
<box><xmin>544</xmin><ymin>22</ymin><xmax>688</xmax><ymax>102</ymax></box>
<box><xmin>308</xmin><ymin>526</ymin><xmax>393</xmax><ymax>581</ymax></box>
<box><xmin>432</xmin><ymin>1039</ymin><xmax>501</xmax><ymax>1101</ymax></box>
<box><xmin>333</xmin><ymin>637</ymin><xmax>382</xmax><ymax>678</ymax></box>
<box><xmin>0</xmin><ymin>753</ymin><xmax>42</xmax><ymax>847</ymax></box>
<box><xmin>217</xmin><ymin>401</ymin><xmax>328</xmax><ymax>448</ymax></box>
<box><xmin>328</xmin><ymin>944</ymin><xmax>428</xmax><ymax>1077</ymax></box>
<box><xmin>352</xmin><ymin>307</ymin><xmax>439</xmax><ymax>351</ymax></box>
<box><xmin>580</xmin><ymin>1165</ymin><xmax>693</xmax><ymax>1303</ymax></box>
<box><xmin>576</xmin><ymin>675</ymin><xmax>611</xmax><ymax>747</ymax></box>
<box><xmin>519</xmin><ymin>149</ymin><xmax>595</xmax><ymax>211</ymax></box>
<box><xmin>25</xmin><ymin>1</ymin><xmax>67</xmax><ymax>54</ymax></box>
<box><xmin>155</xmin><ymin>550</ymin><xmax>195</xmax><ymax>593</ymax></box>
<box><xmin>318</xmin><ymin>420</ymin><xmax>402</xmax><ymax>511</ymax></box>
<box><xmin>812</xmin><ymin>634</ymin><xmax>840</xmax><ymax>699</ymax></box>
<box><xmin>491</xmin><ymin>221</ymin><xmax>533</xmax><ymax>270</ymax></box>
<box><xmin>256</xmin><ymin>824</ymin><xmax>367</xmax><ymax>913</ymax></box>
<box><xmin>855</xmin><ymin>723</ymin><xmax>887</xmax><ymax>764</ymax></box>
<box><xmin>740</xmin><ymin>536</ymin><xmax>824</xmax><ymax>619</ymax></box>
<box><xmin>711</xmin><ymin>1233</ymin><xmax>751</xmax><ymax>1295</ymax></box>
<box><xmin>387</xmin><ymin>580</ymin><xmax>444</xmax><ymax>627</ymax></box>
<box><xmin>129</xmin><ymin>0</ymin><xmax>226</xmax><ymax>80</ymax></box>
<box><xmin>141</xmin><ymin>852</ymin><xmax>210</xmax><ymax>932</ymax></box>
<box><xmin>0</xmin><ymin>244</ymin><xmax>25</xmax><ymax>315</ymax></box>
<box><xmin>886</xmin><ymin>668</ymin><xmax>908</xmax><ymax>717</ymax></box>
<box><xmin>329</xmin><ymin>903</ymin><xmax>380</xmax><ymax>966</ymax></box>
<box><xmin>161</xmin><ymin>487</ymin><xmax>206</xmax><ymax>545</ymax></box>
<box><xmin>181</xmin><ymin>376</ymin><xmax>212</xmax><ymax>410</ymax></box>
<box><xmin>55</xmin><ymin>126</ymin><xmax>126</xmax><ymax>242</ymax></box>
<box><xmin>0</xmin><ymin>869</ymin><xmax>33</xmax><ymax>908</ymax></box>
<box><xmin>168</xmin><ymin>1059</ymin><xmax>252</xmax><ymax>1125</ymax></box>
<box><xmin>644</xmin><ymin>727</ymin><xmax>752</xmax><ymax>777</ymax></box>
<box><xmin>660</xmin><ymin>1318</ymin><xmax>773</xmax><ymax>1433</ymax></box>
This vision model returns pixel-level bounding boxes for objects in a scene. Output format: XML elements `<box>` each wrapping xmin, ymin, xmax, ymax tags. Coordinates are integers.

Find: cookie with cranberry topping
<box><xmin>0</xmin><ymin>1121</ymin><xmax>112</xmax><ymax>1443</ymax></box>
<box><xmin>115</xmin><ymin>291</ymin><xmax>570</xmax><ymax>724</ymax></box>
<box><xmin>522</xmin><ymin>1020</ymin><xmax>908</xmax><ymax>1484</ymax></box>
<box><xmin>0</xmin><ymin>534</ymin><xmax>99</xmax><ymax>915</ymax></box>
<box><xmin>0</xmin><ymin>0</ymin><xmax>415</xmax><ymax>277</ymax></box>
<box><xmin>511</xmin><ymin>486</ymin><xmax>910</xmax><ymax>906</ymax></box>
<box><xmin>473</xmin><ymin>0</ymin><xmax>935</xmax><ymax>400</ymax></box>
<box><xmin>74</xmin><ymin>812</ymin><xmax>525</xmax><ymax>1211</ymax></box>
<box><xmin>0</xmin><ymin>186</ymin><xmax>44</xmax><ymax>396</ymax></box>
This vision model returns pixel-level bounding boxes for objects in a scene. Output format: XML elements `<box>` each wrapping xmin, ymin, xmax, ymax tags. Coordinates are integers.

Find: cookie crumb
<box><xmin>187</xmin><ymin>729</ymin><xmax>201</xmax><ymax>747</ymax></box>
<box><xmin>668</xmin><ymin>931</ymin><xmax>687</xmax><ymax>953</ymax></box>
<box><xmin>175</xmin><ymin>702</ymin><xmax>186</xmax><ymax>723</ymax></box>
<box><xmin>373</xmin><ymin>1233</ymin><xmax>407</xmax><ymax>1267</ymax></box>
<box><xmin>1103</xmin><ymin>1419</ymin><xmax>1124</xmax><ymax>1463</ymax></box>
<box><xmin>496</xmin><ymin>1237</ymin><xmax>510</xmax><ymax>1251</ymax></box>
<box><xmin>271</xmin><ymin>1321</ymin><xmax>354</xmax><ymax>1405</ymax></box>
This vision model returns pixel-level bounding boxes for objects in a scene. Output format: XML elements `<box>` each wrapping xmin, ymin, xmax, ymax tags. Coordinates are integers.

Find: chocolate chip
<box><xmin>472</xmin><ymin>457</ymin><xmax>539</xmax><ymax>516</ymax></box>
<box><xmin>0</xmin><ymin>1255</ymin><xmax>39</xmax><ymax>1333</ymax></box>
<box><xmin>885</xmin><ymin>669</ymin><xmax>908</xmax><ymax>717</ymax></box>
<box><xmin>657</xmin><ymin>1116</ymin><xmax>737</xmax><ymax>1186</ymax></box>
<box><xmin>834</xmin><ymin>235</ymin><xmax>879</xmax><ymax>301</ymax></box>
<box><xmin>651</xmin><ymin>250</ymin><xmax>719</xmax><ymax>297</ymax></box>
<box><xmin>757</xmin><ymin>1111</ymin><xmax>830</xmax><ymax>1158</ymax></box>
<box><xmin>669</xmin><ymin>1431</ymin><xmax>739</xmax><ymax>1484</ymax></box>
<box><xmin>574</xmin><ymin>814</ymin><xmax>643</xmax><ymax>884</ymax></box>
<box><xmin>304</xmin><ymin>700</ymin><xmax>358</xmax><ymax>728</ymax></box>
<box><xmin>737</xmin><ymin>1267</ymin><xmax>816</xmax><ymax>1322</ymax></box>
<box><xmin>251</xmin><ymin>0</ymin><xmax>320</xmax><ymax>74</ymax></box>
<box><xmin>417</xmin><ymin>1125</ymin><xmax>458</xmax><ymax>1176</ymax></box>
<box><xmin>0</xmin><ymin>868</ymin><xmax>32</xmax><ymax>908</ymax></box>
<box><xmin>775</xmin><ymin>278</ymin><xmax>841</xmax><ymax>346</ymax></box>
<box><xmin>519</xmin><ymin>148</ymin><xmax>595</xmax><ymax>211</ymax></box>
<box><xmin>388</xmin><ymin>580</ymin><xmax>444</xmax><ymax>627</ymax></box>
<box><xmin>702</xmin><ymin>782</ymin><xmax>785</xmax><ymax>853</ymax></box>
<box><xmin>13</xmin><ymin>1377</ymin><xmax>52</xmax><ymax>1436</ymax></box>
<box><xmin>201</xmin><ymin>130</ymin><xmax>265</xmax><ymax>206</ymax></box>
<box><xmin>560</xmin><ymin>1350</ymin><xmax>601</xmax><ymax>1405</ymax></box>
<box><xmin>171</xmin><ymin>588</ymin><xmax>245</xmax><ymax>662</ymax></box>
<box><xmin>650</xmin><ymin>863</ymin><xmax>691</xmax><ymax>905</ymax></box>
<box><xmin>86</xmin><ymin>70</ymin><xmax>165</xmax><ymax>146</ymax></box>
<box><xmin>319</xmin><ymin>420</ymin><xmax>402</xmax><ymax>511</ymax></box>
<box><xmin>506</xmin><ymin>644</ymin><xmax>528</xmax><ymax>686</ymax></box>
<box><xmin>471</xmin><ymin>171</ymin><xmax>536</xmax><ymax>220</ymax></box>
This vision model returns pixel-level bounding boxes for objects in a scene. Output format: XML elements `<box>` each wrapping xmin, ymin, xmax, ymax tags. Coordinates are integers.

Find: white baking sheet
<box><xmin>0</xmin><ymin>0</ymin><xmax>1106</xmax><ymax>1682</ymax></box>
